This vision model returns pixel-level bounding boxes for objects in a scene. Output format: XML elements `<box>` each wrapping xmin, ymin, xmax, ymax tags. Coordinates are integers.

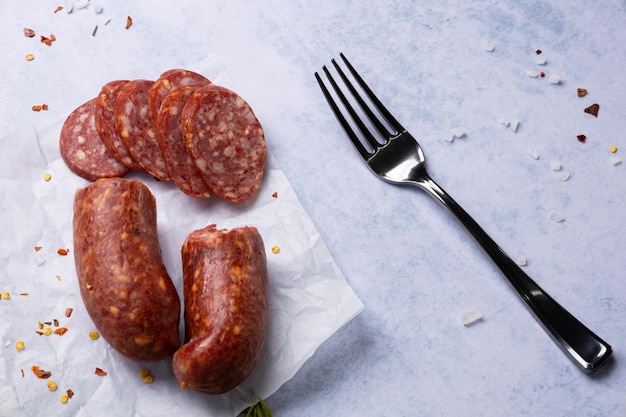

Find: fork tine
<box><xmin>315</xmin><ymin>68</ymin><xmax>371</xmax><ymax>160</ymax></box>
<box><xmin>339</xmin><ymin>53</ymin><xmax>404</xmax><ymax>135</ymax></box>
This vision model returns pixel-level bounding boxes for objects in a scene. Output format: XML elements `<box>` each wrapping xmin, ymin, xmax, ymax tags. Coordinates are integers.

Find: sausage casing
<box><xmin>72</xmin><ymin>178</ymin><xmax>180</xmax><ymax>362</ymax></box>
<box><xmin>172</xmin><ymin>225</ymin><xmax>268</xmax><ymax>394</ymax></box>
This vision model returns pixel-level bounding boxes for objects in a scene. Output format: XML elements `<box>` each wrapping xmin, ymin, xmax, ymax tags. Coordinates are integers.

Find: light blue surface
<box><xmin>1</xmin><ymin>1</ymin><xmax>625</xmax><ymax>416</ymax></box>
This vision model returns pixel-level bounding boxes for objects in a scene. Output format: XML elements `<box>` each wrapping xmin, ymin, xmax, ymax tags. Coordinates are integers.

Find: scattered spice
<box><xmin>31</xmin><ymin>365</ymin><xmax>52</xmax><ymax>379</ymax></box>
<box><xmin>54</xmin><ymin>6</ymin><xmax>64</xmax><ymax>13</ymax></box>
<box><xmin>125</xmin><ymin>16</ymin><xmax>133</xmax><ymax>29</ymax></box>
<box><xmin>584</xmin><ymin>103</ymin><xmax>600</xmax><ymax>117</ymax></box>
<box><xmin>41</xmin><ymin>327</ymin><xmax>52</xmax><ymax>336</ymax></box>
<box><xmin>92</xmin><ymin>25</ymin><xmax>98</xmax><ymax>37</ymax></box>
<box><xmin>57</xmin><ymin>248</ymin><xmax>69</xmax><ymax>256</ymax></box>
<box><xmin>15</xmin><ymin>341</ymin><xmax>25</xmax><ymax>352</ymax></box>
<box><xmin>20</xmin><ymin>293</ymin><xmax>29</xmax><ymax>297</ymax></box>
<box><xmin>609</xmin><ymin>146</ymin><xmax>618</xmax><ymax>153</ymax></box>
<box><xmin>89</xmin><ymin>331</ymin><xmax>100</xmax><ymax>340</ymax></box>
<box><xmin>535</xmin><ymin>49</ymin><xmax>542</xmax><ymax>55</ymax></box>
<box><xmin>53</xmin><ymin>319</ymin><xmax>59</xmax><ymax>327</ymax></box>
<box><xmin>43</xmin><ymin>173</ymin><xmax>52</xmax><ymax>182</ymax></box>
<box><xmin>1</xmin><ymin>292</ymin><xmax>10</xmax><ymax>300</ymax></box>
<box><xmin>271</xmin><ymin>246</ymin><xmax>280</xmax><ymax>254</ymax></box>
<box><xmin>60</xmin><ymin>394</ymin><xmax>69</xmax><ymax>404</ymax></box>
<box><xmin>105</xmin><ymin>18</ymin><xmax>111</xmax><ymax>25</ymax></box>
<box><xmin>40</xmin><ymin>35</ymin><xmax>53</xmax><ymax>46</ymax></box>
<box><xmin>272</xmin><ymin>191</ymin><xmax>278</xmax><ymax>198</ymax></box>
<box><xmin>47</xmin><ymin>381</ymin><xmax>58</xmax><ymax>392</ymax></box>
<box><xmin>577</xmin><ymin>134</ymin><xmax>587</xmax><ymax>143</ymax></box>
<box><xmin>65</xmin><ymin>308</ymin><xmax>73</xmax><ymax>318</ymax></box>
<box><xmin>54</xmin><ymin>327</ymin><xmax>68</xmax><ymax>335</ymax></box>
<box><xmin>25</xmin><ymin>53</ymin><xmax>35</xmax><ymax>61</ymax></box>
<box><xmin>540</xmin><ymin>71</ymin><xmax>545</xmax><ymax>78</ymax></box>
<box><xmin>35</xmin><ymin>246</ymin><xmax>42</xmax><ymax>251</ymax></box>
<box><xmin>66</xmin><ymin>389</ymin><xmax>74</xmax><ymax>399</ymax></box>
<box><xmin>95</xmin><ymin>367</ymin><xmax>108</xmax><ymax>376</ymax></box>
<box><xmin>55</xmin><ymin>275</ymin><xmax>62</xmax><ymax>282</ymax></box>
<box><xmin>23</xmin><ymin>28</ymin><xmax>36</xmax><ymax>38</ymax></box>
<box><xmin>139</xmin><ymin>368</ymin><xmax>154</xmax><ymax>384</ymax></box>
<box><xmin>38</xmin><ymin>322</ymin><xmax>44</xmax><ymax>330</ymax></box>
<box><xmin>32</xmin><ymin>105</ymin><xmax>42</xmax><ymax>112</ymax></box>
<box><xmin>577</xmin><ymin>88</ymin><xmax>587</xmax><ymax>97</ymax></box>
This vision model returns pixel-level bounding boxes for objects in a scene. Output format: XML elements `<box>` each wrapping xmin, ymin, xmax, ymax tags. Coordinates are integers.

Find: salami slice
<box><xmin>149</xmin><ymin>69</ymin><xmax>211</xmax><ymax>127</ymax></box>
<box><xmin>156</xmin><ymin>86</ymin><xmax>213</xmax><ymax>198</ymax></box>
<box><xmin>115</xmin><ymin>79</ymin><xmax>170</xmax><ymax>181</ymax></box>
<box><xmin>60</xmin><ymin>98</ymin><xmax>129</xmax><ymax>181</ymax></box>
<box><xmin>94</xmin><ymin>80</ymin><xmax>143</xmax><ymax>171</ymax></box>
<box><xmin>181</xmin><ymin>85</ymin><xmax>266</xmax><ymax>203</ymax></box>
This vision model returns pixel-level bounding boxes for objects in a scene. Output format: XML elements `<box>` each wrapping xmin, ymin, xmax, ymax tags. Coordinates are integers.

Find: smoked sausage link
<box><xmin>73</xmin><ymin>178</ymin><xmax>180</xmax><ymax>362</ymax></box>
<box><xmin>173</xmin><ymin>225</ymin><xmax>268</xmax><ymax>394</ymax></box>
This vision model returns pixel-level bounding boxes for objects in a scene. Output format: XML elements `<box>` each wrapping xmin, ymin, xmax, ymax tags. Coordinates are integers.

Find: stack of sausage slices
<box><xmin>59</xmin><ymin>69</ymin><xmax>266</xmax><ymax>203</ymax></box>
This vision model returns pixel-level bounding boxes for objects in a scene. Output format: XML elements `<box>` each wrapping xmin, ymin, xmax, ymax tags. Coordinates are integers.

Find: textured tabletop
<box><xmin>1</xmin><ymin>1</ymin><xmax>625</xmax><ymax>416</ymax></box>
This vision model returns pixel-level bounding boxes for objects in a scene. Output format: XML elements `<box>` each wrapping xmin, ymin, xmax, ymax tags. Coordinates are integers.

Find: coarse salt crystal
<box><xmin>609</xmin><ymin>156</ymin><xmax>622</xmax><ymax>166</ymax></box>
<box><xmin>516</xmin><ymin>256</ymin><xmax>527</xmax><ymax>266</ymax></box>
<box><xmin>461</xmin><ymin>310</ymin><xmax>483</xmax><ymax>327</ymax></box>
<box><xmin>35</xmin><ymin>255</ymin><xmax>46</xmax><ymax>266</ymax></box>
<box><xmin>558</xmin><ymin>171</ymin><xmax>570</xmax><ymax>181</ymax></box>
<box><xmin>526</xmin><ymin>149</ymin><xmax>539</xmax><ymax>159</ymax></box>
<box><xmin>510</xmin><ymin>119</ymin><xmax>519</xmax><ymax>132</ymax></box>
<box><xmin>549</xmin><ymin>210</ymin><xmax>565</xmax><ymax>222</ymax></box>
<box><xmin>485</xmin><ymin>44</ymin><xmax>495</xmax><ymax>52</ymax></box>
<box><xmin>550</xmin><ymin>161</ymin><xmax>562</xmax><ymax>171</ymax></box>
<box><xmin>451</xmin><ymin>128</ymin><xmax>465</xmax><ymax>138</ymax></box>
<box><xmin>549</xmin><ymin>74</ymin><xmax>561</xmax><ymax>84</ymax></box>
<box><xmin>499</xmin><ymin>117</ymin><xmax>510</xmax><ymax>127</ymax></box>
<box><xmin>76</xmin><ymin>0</ymin><xmax>89</xmax><ymax>9</ymax></box>
<box><xmin>93</xmin><ymin>4</ymin><xmax>103</xmax><ymax>13</ymax></box>
<box><xmin>536</xmin><ymin>57</ymin><xmax>547</xmax><ymax>65</ymax></box>
<box><xmin>527</xmin><ymin>70</ymin><xmax>539</xmax><ymax>78</ymax></box>
<box><xmin>444</xmin><ymin>131</ymin><xmax>455</xmax><ymax>143</ymax></box>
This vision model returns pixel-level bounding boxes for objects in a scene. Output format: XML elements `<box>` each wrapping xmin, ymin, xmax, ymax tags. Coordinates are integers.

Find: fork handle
<box><xmin>416</xmin><ymin>175</ymin><xmax>612</xmax><ymax>372</ymax></box>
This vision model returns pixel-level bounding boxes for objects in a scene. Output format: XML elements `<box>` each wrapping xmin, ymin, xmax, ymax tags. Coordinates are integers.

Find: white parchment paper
<box><xmin>0</xmin><ymin>56</ymin><xmax>364</xmax><ymax>417</ymax></box>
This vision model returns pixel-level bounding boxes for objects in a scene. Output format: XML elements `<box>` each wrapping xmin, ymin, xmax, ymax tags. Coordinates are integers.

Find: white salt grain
<box><xmin>549</xmin><ymin>210</ymin><xmax>565</xmax><ymax>222</ymax></box>
<box><xmin>549</xmin><ymin>74</ymin><xmax>561</xmax><ymax>84</ymax></box>
<box><xmin>485</xmin><ymin>44</ymin><xmax>495</xmax><ymax>52</ymax></box>
<box><xmin>499</xmin><ymin>117</ymin><xmax>510</xmax><ymax>127</ymax></box>
<box><xmin>35</xmin><ymin>255</ymin><xmax>46</xmax><ymax>266</ymax></box>
<box><xmin>76</xmin><ymin>0</ymin><xmax>89</xmax><ymax>9</ymax></box>
<box><xmin>536</xmin><ymin>57</ymin><xmax>547</xmax><ymax>65</ymax></box>
<box><xmin>550</xmin><ymin>161</ymin><xmax>562</xmax><ymax>171</ymax></box>
<box><xmin>451</xmin><ymin>128</ymin><xmax>465</xmax><ymax>138</ymax></box>
<box><xmin>609</xmin><ymin>156</ymin><xmax>622</xmax><ymax>166</ymax></box>
<box><xmin>93</xmin><ymin>4</ymin><xmax>103</xmax><ymax>13</ymax></box>
<box><xmin>444</xmin><ymin>131</ymin><xmax>455</xmax><ymax>143</ymax></box>
<box><xmin>516</xmin><ymin>256</ymin><xmax>527</xmax><ymax>266</ymax></box>
<box><xmin>526</xmin><ymin>149</ymin><xmax>539</xmax><ymax>159</ymax></box>
<box><xmin>510</xmin><ymin>119</ymin><xmax>519</xmax><ymax>132</ymax></box>
<box><xmin>558</xmin><ymin>171</ymin><xmax>570</xmax><ymax>181</ymax></box>
<box><xmin>461</xmin><ymin>310</ymin><xmax>483</xmax><ymax>327</ymax></box>
<box><xmin>527</xmin><ymin>70</ymin><xmax>539</xmax><ymax>78</ymax></box>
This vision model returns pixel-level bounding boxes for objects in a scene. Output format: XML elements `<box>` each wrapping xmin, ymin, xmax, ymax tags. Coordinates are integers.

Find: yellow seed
<box><xmin>60</xmin><ymin>394</ymin><xmax>69</xmax><ymax>404</ymax></box>
<box><xmin>610</xmin><ymin>146</ymin><xmax>618</xmax><ymax>153</ymax></box>
<box><xmin>25</xmin><ymin>53</ymin><xmax>35</xmax><ymax>61</ymax></box>
<box><xmin>15</xmin><ymin>341</ymin><xmax>25</xmax><ymax>352</ymax></box>
<box><xmin>42</xmin><ymin>327</ymin><xmax>52</xmax><ymax>336</ymax></box>
<box><xmin>271</xmin><ymin>245</ymin><xmax>280</xmax><ymax>254</ymax></box>
<box><xmin>139</xmin><ymin>369</ymin><xmax>151</xmax><ymax>378</ymax></box>
<box><xmin>43</xmin><ymin>172</ymin><xmax>52</xmax><ymax>181</ymax></box>
<box><xmin>1</xmin><ymin>292</ymin><xmax>10</xmax><ymax>300</ymax></box>
<box><xmin>47</xmin><ymin>381</ymin><xmax>58</xmax><ymax>392</ymax></box>
<box><xmin>88</xmin><ymin>331</ymin><xmax>100</xmax><ymax>340</ymax></box>
<box><xmin>142</xmin><ymin>374</ymin><xmax>154</xmax><ymax>384</ymax></box>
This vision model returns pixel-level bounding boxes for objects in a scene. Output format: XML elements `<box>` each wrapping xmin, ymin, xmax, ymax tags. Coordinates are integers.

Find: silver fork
<box><xmin>315</xmin><ymin>53</ymin><xmax>612</xmax><ymax>373</ymax></box>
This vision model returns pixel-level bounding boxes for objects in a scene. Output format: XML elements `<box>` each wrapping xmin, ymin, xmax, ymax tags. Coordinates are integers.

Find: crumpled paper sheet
<box><xmin>0</xmin><ymin>55</ymin><xmax>364</xmax><ymax>417</ymax></box>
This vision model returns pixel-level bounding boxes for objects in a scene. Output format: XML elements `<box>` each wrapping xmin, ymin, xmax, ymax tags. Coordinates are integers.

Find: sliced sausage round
<box><xmin>181</xmin><ymin>85</ymin><xmax>266</xmax><ymax>203</ymax></box>
<box><xmin>60</xmin><ymin>98</ymin><xmax>129</xmax><ymax>181</ymax></box>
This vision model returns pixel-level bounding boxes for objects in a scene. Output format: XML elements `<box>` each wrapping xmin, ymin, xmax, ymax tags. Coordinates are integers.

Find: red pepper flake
<box><xmin>42</xmin><ymin>104</ymin><xmax>49</xmax><ymax>111</ymax></box>
<box><xmin>54</xmin><ymin>6</ymin><xmax>64</xmax><ymax>13</ymax></box>
<box><xmin>95</xmin><ymin>367</ymin><xmax>108</xmax><ymax>376</ymax></box>
<box><xmin>31</xmin><ymin>365</ymin><xmax>52</xmax><ymax>379</ymax></box>
<box><xmin>577</xmin><ymin>134</ymin><xmax>587</xmax><ymax>143</ymax></box>
<box><xmin>21</xmin><ymin>369</ymin><xmax>25</xmax><ymax>378</ymax></box>
<box><xmin>584</xmin><ymin>103</ymin><xmax>600</xmax><ymax>117</ymax></box>
<box><xmin>53</xmin><ymin>319</ymin><xmax>59</xmax><ymax>327</ymax></box>
<box><xmin>54</xmin><ymin>327</ymin><xmax>68</xmax><ymax>335</ymax></box>
<box><xmin>66</xmin><ymin>389</ymin><xmax>74</xmax><ymax>399</ymax></box>
<box><xmin>57</xmin><ymin>248</ymin><xmax>69</xmax><ymax>256</ymax></box>
<box><xmin>125</xmin><ymin>16</ymin><xmax>133</xmax><ymax>29</ymax></box>
<box><xmin>35</xmin><ymin>246</ymin><xmax>42</xmax><ymax>251</ymax></box>
<box><xmin>20</xmin><ymin>293</ymin><xmax>29</xmax><ymax>296</ymax></box>
<box><xmin>40</xmin><ymin>35</ymin><xmax>52</xmax><ymax>46</ymax></box>
<box><xmin>540</xmin><ymin>71</ymin><xmax>545</xmax><ymax>78</ymax></box>
<box><xmin>32</xmin><ymin>105</ymin><xmax>42</xmax><ymax>112</ymax></box>
<box><xmin>23</xmin><ymin>28</ymin><xmax>36</xmax><ymax>38</ymax></box>
<box><xmin>535</xmin><ymin>49</ymin><xmax>542</xmax><ymax>55</ymax></box>
<box><xmin>272</xmin><ymin>191</ymin><xmax>278</xmax><ymax>198</ymax></box>
<box><xmin>65</xmin><ymin>308</ymin><xmax>73</xmax><ymax>318</ymax></box>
